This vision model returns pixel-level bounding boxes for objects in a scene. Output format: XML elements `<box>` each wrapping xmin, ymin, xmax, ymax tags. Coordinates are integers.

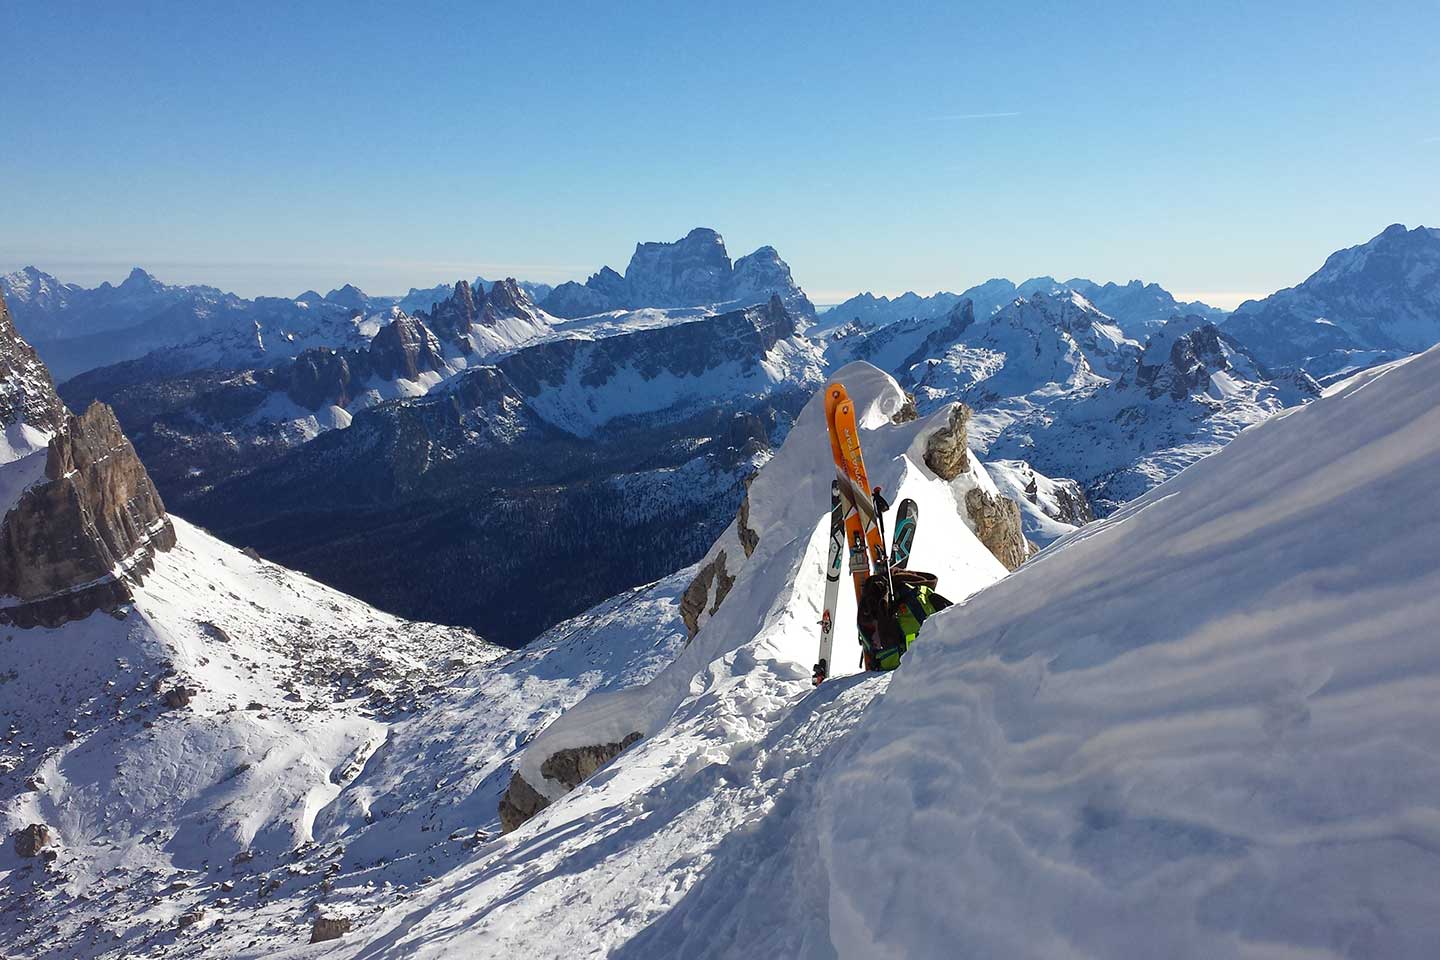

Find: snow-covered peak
<box><xmin>1225</xmin><ymin>223</ymin><xmax>1440</xmax><ymax>379</ymax></box>
<box><xmin>324</xmin><ymin>283</ymin><xmax>370</xmax><ymax>310</ymax></box>
<box><xmin>539</xmin><ymin>227</ymin><xmax>814</xmax><ymax>319</ymax></box>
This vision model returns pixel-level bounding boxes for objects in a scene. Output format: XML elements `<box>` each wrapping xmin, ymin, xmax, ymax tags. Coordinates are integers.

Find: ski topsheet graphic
<box><xmin>890</xmin><ymin>498</ymin><xmax>918</xmax><ymax>570</ymax></box>
<box><xmin>814</xmin><ymin>478</ymin><xmax>845</xmax><ymax>685</ymax></box>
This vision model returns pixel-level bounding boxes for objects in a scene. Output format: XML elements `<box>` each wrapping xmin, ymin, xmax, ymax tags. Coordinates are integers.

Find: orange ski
<box><xmin>824</xmin><ymin>382</ymin><xmax>887</xmax><ymax>602</ymax></box>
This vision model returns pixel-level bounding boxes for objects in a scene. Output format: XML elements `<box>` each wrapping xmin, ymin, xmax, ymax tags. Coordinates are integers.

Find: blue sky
<box><xmin>3</xmin><ymin>1</ymin><xmax>1437</xmax><ymax>307</ymax></box>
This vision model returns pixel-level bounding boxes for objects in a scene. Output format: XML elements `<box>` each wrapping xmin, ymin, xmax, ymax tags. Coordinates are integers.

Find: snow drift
<box><xmin>736</xmin><ymin>345</ymin><xmax>1440</xmax><ymax>958</ymax></box>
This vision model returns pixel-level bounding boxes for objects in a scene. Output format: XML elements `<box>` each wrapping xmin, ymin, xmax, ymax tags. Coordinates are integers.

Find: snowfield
<box><xmin>334</xmin><ymin>347</ymin><xmax>1435</xmax><ymax>958</ymax></box>
<box><xmin>4</xmin><ymin>342</ymin><xmax>1438</xmax><ymax>958</ymax></box>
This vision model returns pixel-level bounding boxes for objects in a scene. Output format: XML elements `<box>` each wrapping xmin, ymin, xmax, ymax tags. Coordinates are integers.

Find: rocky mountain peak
<box><xmin>118</xmin><ymin>267</ymin><xmax>162</xmax><ymax>293</ymax></box>
<box><xmin>480</xmin><ymin>277</ymin><xmax>542</xmax><ymax>327</ymax></box>
<box><xmin>1</xmin><ymin>302</ymin><xmax>175</xmax><ymax>626</ymax></box>
<box><xmin>540</xmin><ymin>228</ymin><xmax>814</xmax><ymax>319</ymax></box>
<box><xmin>324</xmin><ymin>283</ymin><xmax>369</xmax><ymax>310</ymax></box>
<box><xmin>369</xmin><ymin>315</ymin><xmax>444</xmax><ymax>381</ymax></box>
<box><xmin>1225</xmin><ymin>223</ymin><xmax>1440</xmax><ymax>379</ymax></box>
<box><xmin>423</xmin><ymin>280</ymin><xmax>480</xmax><ymax>347</ymax></box>
<box><xmin>0</xmin><ymin>291</ymin><xmax>67</xmax><ymax>445</ymax></box>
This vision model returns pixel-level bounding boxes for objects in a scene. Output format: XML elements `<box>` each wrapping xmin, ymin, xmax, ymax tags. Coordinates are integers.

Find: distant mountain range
<box><xmin>8</xmin><ymin>222</ymin><xmax>1438</xmax><ymax>644</ymax></box>
<box><xmin>822</xmin><ymin>277</ymin><xmax>1228</xmax><ymax>341</ymax></box>
<box><xmin>1224</xmin><ymin>223</ymin><xmax>1440</xmax><ymax>381</ymax></box>
<box><xmin>539</xmin><ymin>227</ymin><xmax>816</xmax><ymax>319</ymax></box>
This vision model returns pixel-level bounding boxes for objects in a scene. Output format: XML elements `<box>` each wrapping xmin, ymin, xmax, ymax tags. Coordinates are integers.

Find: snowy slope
<box><xmin>0</xmin><ymin>518</ymin><xmax>696</xmax><ymax>958</ymax></box>
<box><xmin>753</xmin><ymin>343</ymin><xmax>1440</xmax><ymax>959</ymax></box>
<box><xmin>257</xmin><ymin>363</ymin><xmax>1010</xmax><ymax>957</ymax></box>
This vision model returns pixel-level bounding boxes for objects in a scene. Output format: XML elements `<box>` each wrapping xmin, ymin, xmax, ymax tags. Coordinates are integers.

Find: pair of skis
<box><xmin>813</xmin><ymin>382</ymin><xmax>918</xmax><ymax>685</ymax></box>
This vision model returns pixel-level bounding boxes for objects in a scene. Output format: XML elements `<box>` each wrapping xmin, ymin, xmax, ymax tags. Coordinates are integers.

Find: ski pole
<box><xmin>873</xmin><ymin>486</ymin><xmax>895</xmax><ymax>603</ymax></box>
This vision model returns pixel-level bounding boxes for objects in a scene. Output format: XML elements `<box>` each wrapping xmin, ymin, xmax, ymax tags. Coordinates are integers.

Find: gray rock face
<box><xmin>498</xmin><ymin>732</ymin><xmax>644</xmax><ymax>833</ymax></box>
<box><xmin>12</xmin><ymin>823</ymin><xmax>50</xmax><ymax>857</ymax></box>
<box><xmin>423</xmin><ymin>280</ymin><xmax>480</xmax><ymax>348</ymax></box>
<box><xmin>368</xmin><ymin>315</ymin><xmax>444</xmax><ymax>382</ymax></box>
<box><xmin>964</xmin><ymin>487</ymin><xmax>1029</xmax><ymax>571</ymax></box>
<box><xmin>680</xmin><ymin>549</ymin><xmax>736</xmax><ymax>639</ymax></box>
<box><xmin>923</xmin><ymin>403</ymin><xmax>973</xmax><ymax>481</ymax></box>
<box><xmin>479</xmin><ymin>278</ymin><xmax>545</xmax><ymax>328</ymax></box>
<box><xmin>310</xmin><ymin>915</ymin><xmax>352</xmax><ymax>943</ymax></box>
<box><xmin>0</xmin><ymin>291</ymin><xmax>66</xmax><ymax>438</ymax></box>
<box><xmin>497</xmin><ymin>770</ymin><xmax>551</xmax><ymax>834</ymax></box>
<box><xmin>0</xmin><ymin>402</ymin><xmax>175</xmax><ymax>627</ymax></box>
<box><xmin>541</xmin><ymin>228</ymin><xmax>814</xmax><ymax>318</ymax></box>
<box><xmin>421</xmin><ymin>277</ymin><xmax>546</xmax><ymax>348</ymax></box>
<box><xmin>286</xmin><ymin>349</ymin><xmax>358</xmax><ymax>410</ymax></box>
<box><xmin>1047</xmin><ymin>478</ymin><xmax>1095</xmax><ymax>527</ymax></box>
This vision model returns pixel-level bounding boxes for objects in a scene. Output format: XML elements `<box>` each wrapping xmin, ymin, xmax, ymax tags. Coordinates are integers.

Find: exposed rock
<box><xmin>0</xmin><ymin>402</ymin><xmax>175</xmax><ymax>628</ymax></box>
<box><xmin>368</xmin><ymin>315</ymin><xmax>444</xmax><ymax>381</ymax></box>
<box><xmin>499</xmin><ymin>732</ymin><xmax>644</xmax><ymax>833</ymax></box>
<box><xmin>423</xmin><ymin>280</ymin><xmax>479</xmax><ymax>348</ymax></box>
<box><xmin>964</xmin><ymin>487</ymin><xmax>1029</xmax><ymax>571</ymax></box>
<box><xmin>12</xmin><ymin>822</ymin><xmax>50</xmax><ymax>857</ymax></box>
<box><xmin>0</xmin><ymin>290</ymin><xmax>66</xmax><ymax>437</ymax></box>
<box><xmin>310</xmin><ymin>915</ymin><xmax>352</xmax><ymax>943</ymax></box>
<box><xmin>497</xmin><ymin>769</ymin><xmax>550</xmax><ymax>834</ymax></box>
<box><xmin>177</xmin><ymin>908</ymin><xmax>205</xmax><ymax>929</ymax></box>
<box><xmin>680</xmin><ymin>549</ymin><xmax>735</xmax><ymax>639</ymax></box>
<box><xmin>891</xmin><ymin>393</ymin><xmax>919</xmax><ymax>424</ymax></box>
<box><xmin>736</xmin><ymin>485</ymin><xmax>760</xmax><ymax>559</ymax></box>
<box><xmin>480</xmin><ymin>278</ymin><xmax>542</xmax><ymax>327</ymax></box>
<box><xmin>1049</xmin><ymin>479</ymin><xmax>1095</xmax><ymax>526</ymax></box>
<box><xmin>285</xmin><ymin>348</ymin><xmax>358</xmax><ymax>409</ymax></box>
<box><xmin>923</xmin><ymin>403</ymin><xmax>973</xmax><ymax>480</ymax></box>
<box><xmin>541</xmin><ymin>732</ymin><xmax>644</xmax><ymax>789</ymax></box>
<box><xmin>163</xmin><ymin>686</ymin><xmax>194</xmax><ymax>709</ymax></box>
<box><xmin>541</xmin><ymin>227</ymin><xmax>814</xmax><ymax>318</ymax></box>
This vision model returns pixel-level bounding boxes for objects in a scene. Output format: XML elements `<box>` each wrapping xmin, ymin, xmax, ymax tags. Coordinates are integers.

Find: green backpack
<box><xmin>856</xmin><ymin>570</ymin><xmax>952</xmax><ymax>671</ymax></box>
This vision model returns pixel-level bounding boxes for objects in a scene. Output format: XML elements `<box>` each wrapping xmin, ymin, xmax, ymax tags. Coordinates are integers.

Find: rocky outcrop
<box><xmin>964</xmin><ymin>487</ymin><xmax>1029</xmax><ymax>571</ymax></box>
<box><xmin>285</xmin><ymin>348</ymin><xmax>358</xmax><ymax>409</ymax></box>
<box><xmin>496</xmin><ymin>769</ymin><xmax>550</xmax><ymax>834</ymax></box>
<box><xmin>498</xmin><ymin>732</ymin><xmax>644</xmax><ymax>833</ymax></box>
<box><xmin>480</xmin><ymin>278</ymin><xmax>543</xmax><ymax>327</ymax></box>
<box><xmin>12</xmin><ymin>822</ymin><xmax>50</xmax><ymax>857</ymax></box>
<box><xmin>921</xmin><ymin>401</ymin><xmax>1028</xmax><ymax>570</ymax></box>
<box><xmin>0</xmin><ymin>402</ymin><xmax>175</xmax><ymax>627</ymax></box>
<box><xmin>422</xmin><ymin>280</ymin><xmax>480</xmax><ymax>348</ymax></box>
<box><xmin>1048</xmin><ymin>478</ymin><xmax>1095</xmax><ymax>526</ymax></box>
<box><xmin>540</xmin><ymin>228</ymin><xmax>814</xmax><ymax>318</ymax></box>
<box><xmin>923</xmin><ymin>403</ymin><xmax>973</xmax><ymax>480</ymax></box>
<box><xmin>680</xmin><ymin>549</ymin><xmax>736</xmax><ymax>639</ymax></box>
<box><xmin>310</xmin><ymin>915</ymin><xmax>352</xmax><ymax>943</ymax></box>
<box><xmin>368</xmin><ymin>316</ymin><xmax>444</xmax><ymax>381</ymax></box>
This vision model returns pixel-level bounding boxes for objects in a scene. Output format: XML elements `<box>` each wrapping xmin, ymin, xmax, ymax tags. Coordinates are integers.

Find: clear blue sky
<box><xmin>3</xmin><ymin>1</ymin><xmax>1437</xmax><ymax>307</ymax></box>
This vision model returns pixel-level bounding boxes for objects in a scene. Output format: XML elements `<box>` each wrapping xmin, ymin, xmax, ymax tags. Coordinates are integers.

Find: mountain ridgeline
<box><xmin>8</xmin><ymin>222</ymin><xmax>1438</xmax><ymax>648</ymax></box>
<box><xmin>183</xmin><ymin>296</ymin><xmax>822</xmax><ymax>646</ymax></box>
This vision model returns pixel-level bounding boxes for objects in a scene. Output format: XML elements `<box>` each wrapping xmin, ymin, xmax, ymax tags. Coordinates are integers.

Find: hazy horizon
<box><xmin>6</xmin><ymin>2</ymin><xmax>1437</xmax><ymax>312</ymax></box>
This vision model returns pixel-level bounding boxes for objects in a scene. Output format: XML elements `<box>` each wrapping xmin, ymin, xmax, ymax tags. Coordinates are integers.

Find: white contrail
<box><xmin>936</xmin><ymin>111</ymin><xmax>1022</xmax><ymax>120</ymax></box>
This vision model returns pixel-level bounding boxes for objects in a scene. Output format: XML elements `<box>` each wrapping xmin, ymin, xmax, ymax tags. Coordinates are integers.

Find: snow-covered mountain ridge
<box><xmin>169</xmin><ymin>340</ymin><xmax>1439</xmax><ymax>959</ymax></box>
<box><xmin>821</xmin><ymin>275</ymin><xmax>1226</xmax><ymax>341</ymax></box>
<box><xmin>1224</xmin><ymin>223</ymin><xmax>1440</xmax><ymax>381</ymax></box>
<box><xmin>179</xmin><ymin>297</ymin><xmax>824</xmax><ymax>645</ymax></box>
<box><xmin>540</xmin><ymin>228</ymin><xmax>815</xmax><ymax>319</ymax></box>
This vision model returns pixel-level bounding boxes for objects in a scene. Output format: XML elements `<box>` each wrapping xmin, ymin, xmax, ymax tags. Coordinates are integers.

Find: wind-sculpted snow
<box><xmin>291</xmin><ymin>364</ymin><xmax>1008</xmax><ymax>955</ymax></box>
<box><xmin>753</xmin><ymin>344</ymin><xmax>1440</xmax><ymax>959</ymax></box>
